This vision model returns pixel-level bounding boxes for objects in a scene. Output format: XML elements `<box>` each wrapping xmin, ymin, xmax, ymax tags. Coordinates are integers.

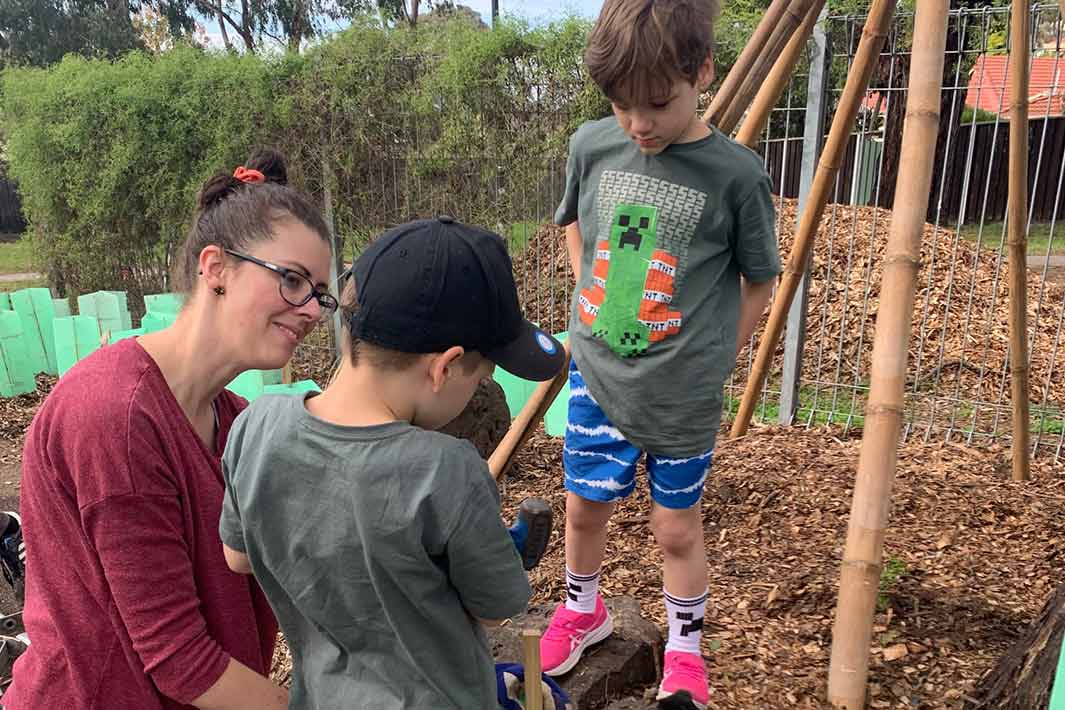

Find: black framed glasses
<box><xmin>224</xmin><ymin>249</ymin><xmax>339</xmax><ymax>320</ymax></box>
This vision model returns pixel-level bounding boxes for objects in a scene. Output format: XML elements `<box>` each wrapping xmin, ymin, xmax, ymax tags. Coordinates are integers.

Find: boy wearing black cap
<box><xmin>218</xmin><ymin>217</ymin><xmax>567</xmax><ymax>709</ymax></box>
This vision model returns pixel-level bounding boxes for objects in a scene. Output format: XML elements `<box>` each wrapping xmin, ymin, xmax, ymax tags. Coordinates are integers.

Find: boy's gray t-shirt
<box><xmin>219</xmin><ymin>394</ymin><xmax>531</xmax><ymax>710</ymax></box>
<box><xmin>556</xmin><ymin>117</ymin><xmax>782</xmax><ymax>457</ymax></box>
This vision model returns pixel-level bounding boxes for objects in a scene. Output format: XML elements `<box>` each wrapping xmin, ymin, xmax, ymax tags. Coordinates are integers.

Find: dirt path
<box><xmin>0</xmin><ymin>273</ymin><xmax>41</xmax><ymax>284</ymax></box>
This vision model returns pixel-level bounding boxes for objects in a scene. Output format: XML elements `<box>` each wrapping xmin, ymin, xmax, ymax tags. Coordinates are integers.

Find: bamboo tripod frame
<box><xmin>825</xmin><ymin>0</ymin><xmax>950</xmax><ymax>706</ymax></box>
<box><xmin>1008</xmin><ymin>0</ymin><xmax>1032</xmax><ymax>481</ymax></box>
<box><xmin>702</xmin><ymin>0</ymin><xmax>820</xmax><ymax>133</ymax></box>
<box><xmin>729</xmin><ymin>0</ymin><xmax>899</xmax><ymax>440</ymax></box>
<box><xmin>734</xmin><ymin>0</ymin><xmax>827</xmax><ymax>149</ymax></box>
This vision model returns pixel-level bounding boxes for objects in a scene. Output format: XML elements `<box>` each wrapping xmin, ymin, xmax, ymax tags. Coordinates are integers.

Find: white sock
<box><xmin>565</xmin><ymin>567</ymin><xmax>601</xmax><ymax>614</ymax></box>
<box><xmin>664</xmin><ymin>588</ymin><xmax>707</xmax><ymax>655</ymax></box>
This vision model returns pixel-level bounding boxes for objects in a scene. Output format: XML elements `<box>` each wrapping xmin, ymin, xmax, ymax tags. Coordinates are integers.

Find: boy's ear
<box><xmin>697</xmin><ymin>52</ymin><xmax>715</xmax><ymax>92</ymax></box>
<box><xmin>428</xmin><ymin>346</ymin><xmax>466</xmax><ymax>393</ymax></box>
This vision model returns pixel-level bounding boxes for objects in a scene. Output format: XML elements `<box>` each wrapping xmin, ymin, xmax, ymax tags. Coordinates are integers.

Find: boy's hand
<box><xmin>508</xmin><ymin>498</ymin><xmax>554</xmax><ymax>570</ymax></box>
<box><xmin>565</xmin><ymin>223</ymin><xmax>583</xmax><ymax>283</ymax></box>
<box><xmin>736</xmin><ymin>277</ymin><xmax>776</xmax><ymax>356</ymax></box>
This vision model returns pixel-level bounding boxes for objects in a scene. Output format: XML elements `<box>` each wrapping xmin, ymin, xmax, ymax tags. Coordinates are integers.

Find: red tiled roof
<box><xmin>965</xmin><ymin>54</ymin><xmax>1065</xmax><ymax>117</ymax></box>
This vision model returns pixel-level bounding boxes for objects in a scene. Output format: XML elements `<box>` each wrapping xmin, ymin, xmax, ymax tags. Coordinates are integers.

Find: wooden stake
<box><xmin>703</xmin><ymin>0</ymin><xmax>812</xmax><ymax>133</ymax></box>
<box><xmin>730</xmin><ymin>0</ymin><xmax>899</xmax><ymax>440</ymax></box>
<box><xmin>1008</xmin><ymin>0</ymin><xmax>1032</xmax><ymax>481</ymax></box>
<box><xmin>826</xmin><ymin>0</ymin><xmax>949</xmax><ymax>706</ymax></box>
<box><xmin>734</xmin><ymin>0</ymin><xmax>826</xmax><ymax>149</ymax></box>
<box><xmin>282</xmin><ymin>360</ymin><xmax>293</xmax><ymax>385</ymax></box>
<box><xmin>522</xmin><ymin>628</ymin><xmax>544</xmax><ymax>710</ymax></box>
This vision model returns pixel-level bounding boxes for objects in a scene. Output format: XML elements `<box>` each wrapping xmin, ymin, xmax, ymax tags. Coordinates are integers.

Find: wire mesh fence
<box><xmin>289</xmin><ymin>3</ymin><xmax>1064</xmax><ymax>462</ymax></box>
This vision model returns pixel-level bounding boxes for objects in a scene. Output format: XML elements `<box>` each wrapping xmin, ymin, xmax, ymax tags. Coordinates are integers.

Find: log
<box><xmin>966</xmin><ymin>583</ymin><xmax>1065</xmax><ymax>709</ymax></box>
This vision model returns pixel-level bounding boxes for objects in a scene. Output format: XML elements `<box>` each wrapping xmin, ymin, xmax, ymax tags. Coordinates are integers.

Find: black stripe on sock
<box><xmin>664</xmin><ymin>592</ymin><xmax>707</xmax><ymax>607</ymax></box>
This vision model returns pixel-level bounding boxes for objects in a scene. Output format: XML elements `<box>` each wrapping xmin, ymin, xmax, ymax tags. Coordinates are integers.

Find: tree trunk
<box><xmin>876</xmin><ymin>50</ymin><xmax>910</xmax><ymax>210</ymax></box>
<box><xmin>216</xmin><ymin>11</ymin><xmax>233</xmax><ymax>52</ymax></box>
<box><xmin>967</xmin><ymin>584</ymin><xmax>1065</xmax><ymax>709</ymax></box>
<box><xmin>439</xmin><ymin>379</ymin><xmax>511</xmax><ymax>460</ymax></box>
<box><xmin>237</xmin><ymin>0</ymin><xmax>256</xmax><ymax>51</ymax></box>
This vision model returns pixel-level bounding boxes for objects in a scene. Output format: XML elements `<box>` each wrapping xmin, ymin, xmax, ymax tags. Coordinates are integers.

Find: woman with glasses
<box><xmin>3</xmin><ymin>149</ymin><xmax>334</xmax><ymax>710</ymax></box>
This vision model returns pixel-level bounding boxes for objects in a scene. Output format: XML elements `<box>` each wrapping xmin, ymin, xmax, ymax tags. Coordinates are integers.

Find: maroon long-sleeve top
<box><xmin>2</xmin><ymin>338</ymin><xmax>277</xmax><ymax>710</ymax></box>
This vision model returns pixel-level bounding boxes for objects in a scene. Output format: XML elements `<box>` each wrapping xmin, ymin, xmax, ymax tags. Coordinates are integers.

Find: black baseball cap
<box><xmin>347</xmin><ymin>216</ymin><xmax>566</xmax><ymax>381</ymax></box>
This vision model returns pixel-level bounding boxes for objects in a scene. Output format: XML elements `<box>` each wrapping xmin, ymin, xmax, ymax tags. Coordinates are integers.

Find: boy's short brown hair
<box><xmin>585</xmin><ymin>0</ymin><xmax>720</xmax><ymax>104</ymax></box>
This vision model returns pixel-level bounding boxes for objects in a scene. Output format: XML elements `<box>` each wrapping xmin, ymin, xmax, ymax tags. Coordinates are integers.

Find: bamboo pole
<box><xmin>826</xmin><ymin>0</ymin><xmax>949</xmax><ymax>706</ymax></box>
<box><xmin>730</xmin><ymin>0</ymin><xmax>899</xmax><ymax>440</ymax></box>
<box><xmin>1008</xmin><ymin>0</ymin><xmax>1032</xmax><ymax>481</ymax></box>
<box><xmin>735</xmin><ymin>0</ymin><xmax>826</xmax><ymax>149</ymax></box>
<box><xmin>719</xmin><ymin>0</ymin><xmax>822</xmax><ymax>135</ymax></box>
<box><xmin>702</xmin><ymin>0</ymin><xmax>801</xmax><ymax>131</ymax></box>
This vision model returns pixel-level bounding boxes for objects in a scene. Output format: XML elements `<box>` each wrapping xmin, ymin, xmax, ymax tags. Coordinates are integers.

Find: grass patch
<box><xmin>0</xmin><ymin>238</ymin><xmax>38</xmax><ymax>274</ymax></box>
<box><xmin>878</xmin><ymin>556</ymin><xmax>907</xmax><ymax>612</ymax></box>
<box><xmin>957</xmin><ymin>221</ymin><xmax>1064</xmax><ymax>256</ymax></box>
<box><xmin>725</xmin><ymin>386</ymin><xmax>867</xmax><ymax>428</ymax></box>
<box><xmin>507</xmin><ymin>221</ymin><xmax>541</xmax><ymax>254</ymax></box>
<box><xmin>0</xmin><ymin>278</ymin><xmax>47</xmax><ymax>292</ymax></box>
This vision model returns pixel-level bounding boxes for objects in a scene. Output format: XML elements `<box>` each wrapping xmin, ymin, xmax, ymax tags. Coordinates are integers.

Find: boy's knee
<box><xmin>650</xmin><ymin>505</ymin><xmax>702</xmax><ymax>557</ymax></box>
<box><xmin>565</xmin><ymin>493</ymin><xmax>614</xmax><ymax>532</ymax></box>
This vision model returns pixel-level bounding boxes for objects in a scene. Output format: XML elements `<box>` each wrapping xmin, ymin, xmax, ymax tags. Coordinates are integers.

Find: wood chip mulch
<box><xmin>510</xmin><ymin>199</ymin><xmax>1065</xmax><ymax>413</ymax></box>
<box><xmin>493</xmin><ymin>426</ymin><xmax>1064</xmax><ymax>709</ymax></box>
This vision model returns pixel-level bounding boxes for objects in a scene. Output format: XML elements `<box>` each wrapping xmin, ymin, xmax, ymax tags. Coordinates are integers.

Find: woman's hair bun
<box><xmin>245</xmin><ymin>147</ymin><xmax>288</xmax><ymax>185</ymax></box>
<box><xmin>198</xmin><ymin>173</ymin><xmax>243</xmax><ymax>211</ymax></box>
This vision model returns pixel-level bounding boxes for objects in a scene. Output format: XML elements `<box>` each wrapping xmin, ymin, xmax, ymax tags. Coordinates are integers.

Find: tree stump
<box><xmin>967</xmin><ymin>583</ymin><xmax>1065</xmax><ymax>709</ymax></box>
<box><xmin>439</xmin><ymin>378</ymin><xmax>511</xmax><ymax>460</ymax></box>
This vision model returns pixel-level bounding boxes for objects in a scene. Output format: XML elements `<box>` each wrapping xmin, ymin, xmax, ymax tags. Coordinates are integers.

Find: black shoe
<box><xmin>0</xmin><ymin>512</ymin><xmax>25</xmax><ymax>606</ymax></box>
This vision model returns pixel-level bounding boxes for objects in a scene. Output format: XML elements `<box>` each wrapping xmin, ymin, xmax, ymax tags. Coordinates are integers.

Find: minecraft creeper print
<box><xmin>578</xmin><ymin>170</ymin><xmax>706</xmax><ymax>358</ymax></box>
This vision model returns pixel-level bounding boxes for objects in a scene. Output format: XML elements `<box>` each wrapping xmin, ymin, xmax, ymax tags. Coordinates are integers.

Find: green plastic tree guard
<box><xmin>10</xmin><ymin>288</ymin><xmax>57</xmax><ymax>375</ymax></box>
<box><xmin>53</xmin><ymin>299</ymin><xmax>71</xmax><ymax>318</ymax></box>
<box><xmin>53</xmin><ymin>315</ymin><xmax>101</xmax><ymax>377</ymax></box>
<box><xmin>109</xmin><ymin>327</ymin><xmax>146</xmax><ymax>344</ymax></box>
<box><xmin>263</xmin><ymin>380</ymin><xmax>322</xmax><ymax>396</ymax></box>
<box><xmin>262</xmin><ymin>369</ymin><xmax>284</xmax><ymax>386</ymax></box>
<box><xmin>226</xmin><ymin>369</ymin><xmax>265</xmax><ymax>401</ymax></box>
<box><xmin>78</xmin><ymin>291</ymin><xmax>132</xmax><ymax>336</ymax></box>
<box><xmin>144</xmin><ymin>293</ymin><xmax>184</xmax><ymax>316</ymax></box>
<box><xmin>141</xmin><ymin>312</ymin><xmax>176</xmax><ymax>334</ymax></box>
<box><xmin>0</xmin><ymin>311</ymin><xmax>36</xmax><ymax>396</ymax></box>
<box><xmin>0</xmin><ymin>294</ymin><xmax>11</xmax><ymax>311</ymax></box>
<box><xmin>491</xmin><ymin>331</ymin><xmax>569</xmax><ymax>437</ymax></box>
<box><xmin>1051</xmin><ymin>636</ymin><xmax>1065</xmax><ymax>709</ymax></box>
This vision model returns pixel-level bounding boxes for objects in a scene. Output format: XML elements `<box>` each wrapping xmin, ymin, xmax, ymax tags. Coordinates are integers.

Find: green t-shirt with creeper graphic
<box><xmin>555</xmin><ymin>117</ymin><xmax>781</xmax><ymax>457</ymax></box>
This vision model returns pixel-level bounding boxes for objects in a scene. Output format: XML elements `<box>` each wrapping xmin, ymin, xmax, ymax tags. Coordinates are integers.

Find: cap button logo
<box><xmin>536</xmin><ymin>332</ymin><xmax>557</xmax><ymax>355</ymax></box>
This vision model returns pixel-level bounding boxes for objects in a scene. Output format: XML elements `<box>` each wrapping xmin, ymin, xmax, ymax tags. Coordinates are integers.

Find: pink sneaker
<box><xmin>657</xmin><ymin>650</ymin><xmax>709</xmax><ymax>709</ymax></box>
<box><xmin>540</xmin><ymin>596</ymin><xmax>613</xmax><ymax>676</ymax></box>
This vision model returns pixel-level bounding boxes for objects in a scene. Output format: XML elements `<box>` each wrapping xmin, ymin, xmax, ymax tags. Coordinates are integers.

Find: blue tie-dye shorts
<box><xmin>563</xmin><ymin>362</ymin><xmax>713</xmax><ymax>510</ymax></box>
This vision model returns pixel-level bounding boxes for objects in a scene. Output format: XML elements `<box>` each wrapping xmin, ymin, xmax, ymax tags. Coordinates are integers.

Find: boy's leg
<box><xmin>648</xmin><ymin>452</ymin><xmax>713</xmax><ymax>709</ymax></box>
<box><xmin>541</xmin><ymin>362</ymin><xmax>637</xmax><ymax>676</ymax></box>
<box><xmin>563</xmin><ymin>492</ymin><xmax>614</xmax><ymax>612</ymax></box>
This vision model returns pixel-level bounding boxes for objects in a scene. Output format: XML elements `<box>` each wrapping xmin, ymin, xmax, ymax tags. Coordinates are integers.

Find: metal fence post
<box><xmin>779</xmin><ymin>5</ymin><xmax>830</xmax><ymax>425</ymax></box>
<box><xmin>322</xmin><ymin>150</ymin><xmax>344</xmax><ymax>363</ymax></box>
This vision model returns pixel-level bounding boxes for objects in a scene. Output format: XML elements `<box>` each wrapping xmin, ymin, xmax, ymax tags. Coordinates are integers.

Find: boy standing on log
<box><xmin>540</xmin><ymin>0</ymin><xmax>781</xmax><ymax>706</ymax></box>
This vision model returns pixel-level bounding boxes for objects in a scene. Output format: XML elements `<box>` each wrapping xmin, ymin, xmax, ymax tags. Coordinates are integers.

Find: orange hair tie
<box><xmin>233</xmin><ymin>166</ymin><xmax>266</xmax><ymax>184</ymax></box>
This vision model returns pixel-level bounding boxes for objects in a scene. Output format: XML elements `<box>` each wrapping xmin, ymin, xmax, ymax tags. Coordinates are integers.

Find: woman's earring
<box><xmin>213</xmin><ymin>286</ymin><xmax>225</xmax><ymax>296</ymax></box>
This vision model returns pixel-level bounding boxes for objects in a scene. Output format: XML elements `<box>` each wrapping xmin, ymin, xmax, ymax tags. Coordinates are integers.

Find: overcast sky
<box><xmin>199</xmin><ymin>0</ymin><xmax>602</xmax><ymax>48</ymax></box>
